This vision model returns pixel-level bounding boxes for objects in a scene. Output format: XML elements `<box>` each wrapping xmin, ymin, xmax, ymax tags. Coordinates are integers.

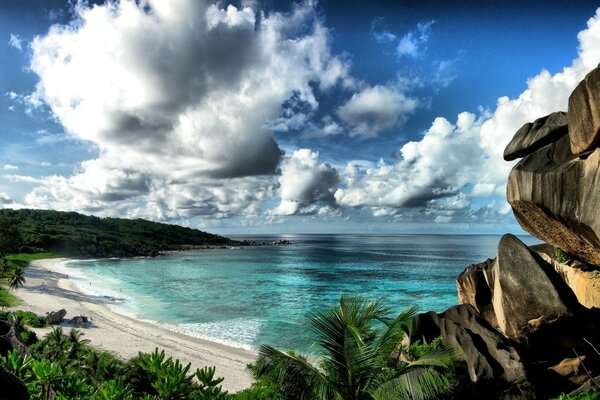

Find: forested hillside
<box><xmin>0</xmin><ymin>209</ymin><xmax>236</xmax><ymax>257</ymax></box>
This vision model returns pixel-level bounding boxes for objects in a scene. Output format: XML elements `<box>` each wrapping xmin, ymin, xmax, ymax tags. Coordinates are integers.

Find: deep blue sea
<box><xmin>60</xmin><ymin>234</ymin><xmax>538</xmax><ymax>352</ymax></box>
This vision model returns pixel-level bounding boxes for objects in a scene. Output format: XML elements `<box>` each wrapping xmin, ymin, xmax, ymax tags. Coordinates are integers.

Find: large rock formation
<box><xmin>503</xmin><ymin>111</ymin><xmax>568</xmax><ymax>161</ymax></box>
<box><xmin>507</xmin><ymin>133</ymin><xmax>600</xmax><ymax>266</ymax></box>
<box><xmin>457</xmin><ymin>235</ymin><xmax>582</xmax><ymax>341</ymax></box>
<box><xmin>412</xmin><ymin>304</ymin><xmax>527</xmax><ymax>385</ymax></box>
<box><xmin>507</xmin><ymin>65</ymin><xmax>600</xmax><ymax>267</ymax></box>
<box><xmin>0</xmin><ymin>364</ymin><xmax>28</xmax><ymax>400</ymax></box>
<box><xmin>569</xmin><ymin>66</ymin><xmax>600</xmax><ymax>155</ymax></box>
<box><xmin>533</xmin><ymin>244</ymin><xmax>600</xmax><ymax>309</ymax></box>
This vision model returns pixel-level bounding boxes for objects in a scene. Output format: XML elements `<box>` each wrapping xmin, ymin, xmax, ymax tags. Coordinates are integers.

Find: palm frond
<box><xmin>258</xmin><ymin>344</ymin><xmax>336</xmax><ymax>399</ymax></box>
<box><xmin>372</xmin><ymin>368</ymin><xmax>453</xmax><ymax>400</ymax></box>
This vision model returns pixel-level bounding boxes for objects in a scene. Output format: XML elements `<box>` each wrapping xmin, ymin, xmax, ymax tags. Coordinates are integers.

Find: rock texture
<box><xmin>411</xmin><ymin>304</ymin><xmax>527</xmax><ymax>385</ymax></box>
<box><xmin>507</xmin><ymin>133</ymin><xmax>600</xmax><ymax>266</ymax></box>
<box><xmin>569</xmin><ymin>66</ymin><xmax>600</xmax><ymax>155</ymax></box>
<box><xmin>503</xmin><ymin>111</ymin><xmax>568</xmax><ymax>161</ymax></box>
<box><xmin>0</xmin><ymin>321</ymin><xmax>29</xmax><ymax>356</ymax></box>
<box><xmin>456</xmin><ymin>258</ymin><xmax>497</xmax><ymax>326</ymax></box>
<box><xmin>457</xmin><ymin>235</ymin><xmax>582</xmax><ymax>341</ymax></box>
<box><xmin>46</xmin><ymin>309</ymin><xmax>67</xmax><ymax>325</ymax></box>
<box><xmin>533</xmin><ymin>244</ymin><xmax>600</xmax><ymax>309</ymax></box>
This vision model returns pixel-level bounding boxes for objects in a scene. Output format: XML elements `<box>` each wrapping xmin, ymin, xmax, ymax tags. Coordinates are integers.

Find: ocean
<box><xmin>59</xmin><ymin>234</ymin><xmax>538</xmax><ymax>353</ymax></box>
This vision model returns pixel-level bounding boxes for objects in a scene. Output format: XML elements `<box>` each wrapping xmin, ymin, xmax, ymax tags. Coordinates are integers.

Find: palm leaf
<box><xmin>258</xmin><ymin>344</ymin><xmax>337</xmax><ymax>399</ymax></box>
<box><xmin>372</xmin><ymin>368</ymin><xmax>453</xmax><ymax>400</ymax></box>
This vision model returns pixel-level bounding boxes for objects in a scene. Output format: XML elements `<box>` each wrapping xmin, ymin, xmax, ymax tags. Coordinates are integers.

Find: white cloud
<box><xmin>24</xmin><ymin>0</ymin><xmax>351</xmax><ymax>219</ymax></box>
<box><xmin>337</xmin><ymin>84</ymin><xmax>419</xmax><ymax>136</ymax></box>
<box><xmin>3</xmin><ymin>164</ymin><xmax>19</xmax><ymax>171</ymax></box>
<box><xmin>396</xmin><ymin>21</ymin><xmax>434</xmax><ymax>58</ymax></box>
<box><xmin>272</xmin><ymin>149</ymin><xmax>338</xmax><ymax>215</ymax></box>
<box><xmin>335</xmin><ymin>8</ymin><xmax>600</xmax><ymax>221</ymax></box>
<box><xmin>8</xmin><ymin>34</ymin><xmax>22</xmax><ymax>51</ymax></box>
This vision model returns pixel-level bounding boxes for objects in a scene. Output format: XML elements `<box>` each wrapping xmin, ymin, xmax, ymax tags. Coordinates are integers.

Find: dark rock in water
<box><xmin>0</xmin><ymin>364</ymin><xmax>28</xmax><ymax>400</ymax></box>
<box><xmin>411</xmin><ymin>304</ymin><xmax>528</xmax><ymax>386</ymax></box>
<box><xmin>569</xmin><ymin>65</ymin><xmax>600</xmax><ymax>155</ymax></box>
<box><xmin>507</xmin><ymin>133</ymin><xmax>600</xmax><ymax>266</ymax></box>
<box><xmin>46</xmin><ymin>309</ymin><xmax>67</xmax><ymax>325</ymax></box>
<box><xmin>503</xmin><ymin>111</ymin><xmax>568</xmax><ymax>161</ymax></box>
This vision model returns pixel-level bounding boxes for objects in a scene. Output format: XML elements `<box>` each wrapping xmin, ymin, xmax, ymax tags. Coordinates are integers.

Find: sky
<box><xmin>1</xmin><ymin>0</ymin><xmax>600</xmax><ymax>234</ymax></box>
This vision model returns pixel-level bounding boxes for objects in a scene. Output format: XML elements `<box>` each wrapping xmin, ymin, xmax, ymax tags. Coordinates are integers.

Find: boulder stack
<box><xmin>410</xmin><ymin>65</ymin><xmax>600</xmax><ymax>399</ymax></box>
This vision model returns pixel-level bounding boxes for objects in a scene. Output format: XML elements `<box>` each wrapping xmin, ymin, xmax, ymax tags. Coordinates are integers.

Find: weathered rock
<box><xmin>569</xmin><ymin>66</ymin><xmax>600</xmax><ymax>155</ymax></box>
<box><xmin>411</xmin><ymin>304</ymin><xmax>527</xmax><ymax>385</ymax></box>
<box><xmin>70</xmin><ymin>316</ymin><xmax>88</xmax><ymax>328</ymax></box>
<box><xmin>0</xmin><ymin>321</ymin><xmax>29</xmax><ymax>356</ymax></box>
<box><xmin>503</xmin><ymin>111</ymin><xmax>568</xmax><ymax>161</ymax></box>
<box><xmin>457</xmin><ymin>235</ymin><xmax>584</xmax><ymax>341</ymax></box>
<box><xmin>46</xmin><ymin>309</ymin><xmax>67</xmax><ymax>325</ymax></box>
<box><xmin>549</xmin><ymin>356</ymin><xmax>589</xmax><ymax>385</ymax></box>
<box><xmin>0</xmin><ymin>364</ymin><xmax>28</xmax><ymax>400</ymax></box>
<box><xmin>493</xmin><ymin>234</ymin><xmax>582</xmax><ymax>341</ymax></box>
<box><xmin>533</xmin><ymin>244</ymin><xmax>600</xmax><ymax>309</ymax></box>
<box><xmin>456</xmin><ymin>258</ymin><xmax>497</xmax><ymax>326</ymax></box>
<box><xmin>507</xmin><ymin>133</ymin><xmax>600</xmax><ymax>266</ymax></box>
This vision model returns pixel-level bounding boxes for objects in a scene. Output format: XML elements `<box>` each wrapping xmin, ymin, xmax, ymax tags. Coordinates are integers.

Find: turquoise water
<box><xmin>63</xmin><ymin>234</ymin><xmax>537</xmax><ymax>352</ymax></box>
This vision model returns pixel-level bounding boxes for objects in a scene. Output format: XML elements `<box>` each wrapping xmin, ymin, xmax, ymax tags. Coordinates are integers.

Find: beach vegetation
<box><xmin>0</xmin><ymin>287</ymin><xmax>18</xmax><ymax>308</ymax></box>
<box><xmin>256</xmin><ymin>296</ymin><xmax>456</xmax><ymax>400</ymax></box>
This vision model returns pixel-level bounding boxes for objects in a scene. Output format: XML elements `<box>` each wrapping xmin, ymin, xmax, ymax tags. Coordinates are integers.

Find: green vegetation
<box><xmin>256</xmin><ymin>296</ymin><xmax>455</xmax><ymax>400</ymax></box>
<box><xmin>0</xmin><ymin>208</ymin><xmax>236</xmax><ymax>257</ymax></box>
<box><xmin>555</xmin><ymin>389</ymin><xmax>599</xmax><ymax>400</ymax></box>
<box><xmin>0</xmin><ymin>288</ymin><xmax>18</xmax><ymax>308</ymax></box>
<box><xmin>0</xmin><ymin>298</ymin><xmax>459</xmax><ymax>400</ymax></box>
<box><xmin>554</xmin><ymin>247</ymin><xmax>571</xmax><ymax>263</ymax></box>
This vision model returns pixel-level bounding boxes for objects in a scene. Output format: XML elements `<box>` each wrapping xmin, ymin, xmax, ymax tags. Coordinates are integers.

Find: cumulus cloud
<box><xmin>23</xmin><ymin>0</ymin><xmax>351</xmax><ymax>219</ymax></box>
<box><xmin>337</xmin><ymin>84</ymin><xmax>419</xmax><ymax>136</ymax></box>
<box><xmin>8</xmin><ymin>34</ymin><xmax>22</xmax><ymax>51</ymax></box>
<box><xmin>396</xmin><ymin>21</ymin><xmax>434</xmax><ymax>58</ymax></box>
<box><xmin>335</xmin><ymin>8</ymin><xmax>600</xmax><ymax>221</ymax></box>
<box><xmin>3</xmin><ymin>164</ymin><xmax>19</xmax><ymax>171</ymax></box>
<box><xmin>272</xmin><ymin>149</ymin><xmax>338</xmax><ymax>215</ymax></box>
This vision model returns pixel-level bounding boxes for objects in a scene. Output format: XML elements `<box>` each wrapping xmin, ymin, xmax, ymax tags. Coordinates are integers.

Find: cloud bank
<box><xmin>24</xmin><ymin>0</ymin><xmax>350</xmax><ymax>219</ymax></box>
<box><xmin>334</xmin><ymin>8</ymin><xmax>600</xmax><ymax>222</ymax></box>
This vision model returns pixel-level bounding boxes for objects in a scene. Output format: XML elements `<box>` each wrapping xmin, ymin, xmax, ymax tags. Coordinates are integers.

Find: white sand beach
<box><xmin>10</xmin><ymin>258</ymin><xmax>257</xmax><ymax>392</ymax></box>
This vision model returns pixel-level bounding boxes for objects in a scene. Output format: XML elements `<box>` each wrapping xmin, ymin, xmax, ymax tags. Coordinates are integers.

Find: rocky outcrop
<box><xmin>503</xmin><ymin>111</ymin><xmax>568</xmax><ymax>161</ymax></box>
<box><xmin>46</xmin><ymin>309</ymin><xmax>67</xmax><ymax>325</ymax></box>
<box><xmin>507</xmin><ymin>133</ymin><xmax>600</xmax><ymax>266</ymax></box>
<box><xmin>569</xmin><ymin>66</ymin><xmax>600</xmax><ymax>155</ymax></box>
<box><xmin>0</xmin><ymin>321</ymin><xmax>29</xmax><ymax>356</ymax></box>
<box><xmin>533</xmin><ymin>244</ymin><xmax>600</xmax><ymax>309</ymax></box>
<box><xmin>411</xmin><ymin>304</ymin><xmax>528</xmax><ymax>385</ymax></box>
<box><xmin>456</xmin><ymin>258</ymin><xmax>497</xmax><ymax>326</ymax></box>
<box><xmin>457</xmin><ymin>235</ymin><xmax>582</xmax><ymax>341</ymax></box>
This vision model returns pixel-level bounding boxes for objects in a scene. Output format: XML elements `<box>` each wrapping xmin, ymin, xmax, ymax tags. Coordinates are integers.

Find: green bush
<box><xmin>555</xmin><ymin>388</ymin><xmax>599</xmax><ymax>400</ymax></box>
<box><xmin>0</xmin><ymin>288</ymin><xmax>18</xmax><ymax>307</ymax></box>
<box><xmin>11</xmin><ymin>310</ymin><xmax>47</xmax><ymax>328</ymax></box>
<box><xmin>408</xmin><ymin>336</ymin><xmax>444</xmax><ymax>359</ymax></box>
<box><xmin>554</xmin><ymin>248</ymin><xmax>571</xmax><ymax>263</ymax></box>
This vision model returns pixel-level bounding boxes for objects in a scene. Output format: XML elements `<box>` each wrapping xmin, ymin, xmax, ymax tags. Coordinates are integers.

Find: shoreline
<box><xmin>11</xmin><ymin>258</ymin><xmax>256</xmax><ymax>392</ymax></box>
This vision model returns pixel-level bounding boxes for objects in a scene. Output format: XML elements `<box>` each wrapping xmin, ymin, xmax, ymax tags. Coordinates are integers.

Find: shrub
<box><xmin>554</xmin><ymin>248</ymin><xmax>571</xmax><ymax>263</ymax></box>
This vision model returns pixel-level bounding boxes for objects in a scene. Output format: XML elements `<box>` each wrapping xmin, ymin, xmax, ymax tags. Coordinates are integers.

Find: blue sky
<box><xmin>1</xmin><ymin>0</ymin><xmax>599</xmax><ymax>234</ymax></box>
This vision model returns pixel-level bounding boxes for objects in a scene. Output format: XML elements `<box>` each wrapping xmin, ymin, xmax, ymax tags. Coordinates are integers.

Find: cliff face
<box><xmin>412</xmin><ymin>66</ymin><xmax>600</xmax><ymax>399</ymax></box>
